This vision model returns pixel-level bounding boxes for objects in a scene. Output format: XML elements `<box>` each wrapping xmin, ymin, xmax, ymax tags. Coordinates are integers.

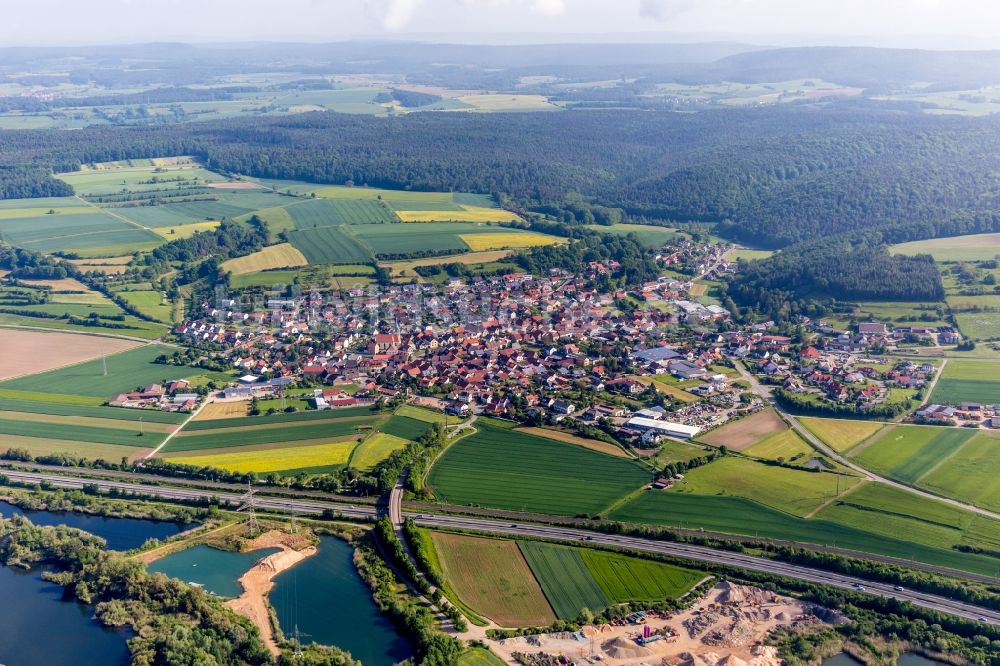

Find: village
<box><xmin>144</xmin><ymin>236</ymin><xmax>1000</xmax><ymax>459</ymax></box>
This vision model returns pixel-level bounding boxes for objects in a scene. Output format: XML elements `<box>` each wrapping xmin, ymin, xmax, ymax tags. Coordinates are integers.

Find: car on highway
<box><xmin>853</xmin><ymin>583</ymin><xmax>866</xmax><ymax>591</ymax></box>
<box><xmin>893</xmin><ymin>585</ymin><xmax>904</xmax><ymax>592</ymax></box>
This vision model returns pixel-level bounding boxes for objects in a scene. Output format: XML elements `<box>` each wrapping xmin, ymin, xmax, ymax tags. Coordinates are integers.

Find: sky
<box><xmin>3</xmin><ymin>0</ymin><xmax>1000</xmax><ymax>48</ymax></box>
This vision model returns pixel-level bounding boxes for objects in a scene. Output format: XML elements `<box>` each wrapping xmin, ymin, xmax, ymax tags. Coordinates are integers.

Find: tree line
<box><xmin>2</xmin><ymin>106</ymin><xmax>1000</xmax><ymax>253</ymax></box>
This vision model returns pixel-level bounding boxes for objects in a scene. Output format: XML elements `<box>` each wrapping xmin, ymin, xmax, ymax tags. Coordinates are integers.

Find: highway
<box><xmin>4</xmin><ymin>467</ymin><xmax>998</xmax><ymax>626</ymax></box>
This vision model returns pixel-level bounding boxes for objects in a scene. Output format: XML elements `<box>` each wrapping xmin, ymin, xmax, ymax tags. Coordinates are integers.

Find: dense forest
<box><xmin>727</xmin><ymin>234</ymin><xmax>945</xmax><ymax>320</ymax></box>
<box><xmin>2</xmin><ymin>107</ymin><xmax>999</xmax><ymax>253</ymax></box>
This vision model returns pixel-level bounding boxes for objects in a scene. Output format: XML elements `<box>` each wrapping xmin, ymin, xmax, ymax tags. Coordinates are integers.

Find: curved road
<box><xmin>3</xmin><ymin>467</ymin><xmax>997</xmax><ymax>626</ymax></box>
<box><xmin>734</xmin><ymin>362</ymin><xmax>1000</xmax><ymax>521</ymax></box>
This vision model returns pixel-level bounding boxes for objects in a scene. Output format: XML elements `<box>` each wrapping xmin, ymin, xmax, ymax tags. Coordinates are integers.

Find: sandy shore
<box><xmin>225</xmin><ymin>531</ymin><xmax>317</xmax><ymax>661</ymax></box>
<box><xmin>487</xmin><ymin>582</ymin><xmax>831</xmax><ymax>666</ymax></box>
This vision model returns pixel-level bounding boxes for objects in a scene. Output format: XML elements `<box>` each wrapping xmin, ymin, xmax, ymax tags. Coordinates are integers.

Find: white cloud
<box><xmin>530</xmin><ymin>0</ymin><xmax>566</xmax><ymax>16</ymax></box>
<box><xmin>638</xmin><ymin>0</ymin><xmax>697</xmax><ymax>22</ymax></box>
<box><xmin>366</xmin><ymin>0</ymin><xmax>425</xmax><ymax>31</ymax></box>
<box><xmin>458</xmin><ymin>0</ymin><xmax>565</xmax><ymax>17</ymax></box>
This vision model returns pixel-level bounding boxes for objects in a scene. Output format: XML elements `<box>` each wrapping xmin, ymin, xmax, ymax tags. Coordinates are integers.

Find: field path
<box><xmin>74</xmin><ymin>195</ymin><xmax>157</xmax><ymax>234</ymax></box>
<box><xmin>0</xmin><ymin>323</ymin><xmax>173</xmax><ymax>346</ymax></box>
<box><xmin>734</xmin><ymin>361</ymin><xmax>1000</xmax><ymax>521</ymax></box>
<box><xmin>143</xmin><ymin>399</ymin><xmax>208</xmax><ymax>459</ymax></box>
<box><xmin>804</xmin><ymin>478</ymin><xmax>867</xmax><ymax>519</ymax></box>
<box><xmin>920</xmin><ymin>358</ymin><xmax>948</xmax><ymax>407</ymax></box>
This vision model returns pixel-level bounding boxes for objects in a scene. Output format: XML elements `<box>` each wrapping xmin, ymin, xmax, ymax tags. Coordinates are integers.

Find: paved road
<box><xmin>733</xmin><ymin>362</ymin><xmax>1000</xmax><ymax>521</ymax></box>
<box><xmin>2</xmin><ymin>458</ymin><xmax>993</xmax><ymax>583</ymax></box>
<box><xmin>3</xmin><ymin>467</ymin><xmax>997</xmax><ymax>626</ymax></box>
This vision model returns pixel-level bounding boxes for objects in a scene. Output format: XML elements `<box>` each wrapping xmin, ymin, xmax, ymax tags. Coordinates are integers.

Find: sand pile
<box><xmin>673</xmin><ymin>653</ymin><xmax>750</xmax><ymax>666</ymax></box>
<box><xmin>774</xmin><ymin>612</ymin><xmax>790</xmax><ymax>621</ymax></box>
<box><xmin>717</xmin><ymin>582</ymin><xmax>774</xmax><ymax>605</ymax></box>
<box><xmin>703</xmin><ymin>620</ymin><xmax>756</xmax><ymax>648</ymax></box>
<box><xmin>602</xmin><ymin>637</ymin><xmax>655</xmax><ymax>659</ymax></box>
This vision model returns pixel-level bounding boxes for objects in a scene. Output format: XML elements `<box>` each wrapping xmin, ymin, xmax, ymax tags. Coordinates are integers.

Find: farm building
<box><xmin>626</xmin><ymin>417</ymin><xmax>701</xmax><ymax>439</ymax></box>
<box><xmin>631</xmin><ymin>346</ymin><xmax>682</xmax><ymax>364</ymax></box>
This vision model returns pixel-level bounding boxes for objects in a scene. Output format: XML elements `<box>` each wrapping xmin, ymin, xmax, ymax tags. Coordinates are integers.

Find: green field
<box><xmin>287</xmin><ymin>198</ymin><xmax>397</xmax><ymax>228</ymax></box>
<box><xmin>0</xmin><ymin>416</ymin><xmax>163</xmax><ymax>447</ymax></box>
<box><xmin>379</xmin><ymin>415</ymin><xmax>433</xmax><ymax>441</ymax></box>
<box><xmin>350</xmin><ymin>433</ymin><xmax>409</xmax><ymax>471</ymax></box>
<box><xmin>744</xmin><ymin>429</ymin><xmax>813</xmax><ymax>461</ymax></box>
<box><xmin>800</xmin><ymin>418</ymin><xmax>884</xmax><ymax>452</ymax></box>
<box><xmin>115</xmin><ymin>289</ymin><xmax>172</xmax><ymax>322</ymax></box>
<box><xmin>920</xmin><ymin>431</ymin><xmax>1000</xmax><ymax>513</ymax></box>
<box><xmin>0</xmin><ymin>345</ymin><xmax>223</xmax><ymax>398</ymax></box>
<box><xmin>426</xmin><ymin>423</ymin><xmax>651</xmax><ymax>515</ymax></box>
<box><xmin>852</xmin><ymin>426</ymin><xmax>974</xmax><ymax>483</ymax></box>
<box><xmin>608</xmin><ymin>491</ymin><xmax>1000</xmax><ymax>576</ymax></box>
<box><xmin>517</xmin><ymin>541</ymin><xmax>609</xmax><ymax>620</ymax></box>
<box><xmin>394</xmin><ymin>404</ymin><xmax>448</xmax><ymax>424</ymax></box>
<box><xmin>459</xmin><ymin>649</ymin><xmax>506</xmax><ymax>666</ymax></box>
<box><xmin>670</xmin><ymin>456</ymin><xmax>859</xmax><ymax>517</ymax></box>
<box><xmin>0</xmin><ymin>397</ymin><xmax>185</xmax><ymax>424</ymax></box>
<box><xmin>930</xmin><ymin>360</ymin><xmax>1000</xmax><ymax>405</ymax></box>
<box><xmin>350</xmin><ymin>223</ymin><xmax>470</xmax><ymax>256</ymax></box>
<box><xmin>579</xmin><ymin>549</ymin><xmax>704</xmax><ymax>604</ymax></box>
<box><xmin>183</xmin><ymin>405</ymin><xmax>377</xmax><ymax>430</ymax></box>
<box><xmin>254</xmin><ymin>180</ymin><xmax>496</xmax><ymax>210</ymax></box>
<box><xmin>584</xmin><ymin>224</ymin><xmax>680</xmax><ymax>247</ymax></box>
<box><xmin>953</xmin><ymin>311</ymin><xmax>1000</xmax><ymax>342</ymax></box>
<box><xmin>890</xmin><ymin>233</ymin><xmax>1000</xmax><ymax>261</ymax></box>
<box><xmin>652</xmin><ymin>440</ymin><xmax>710</xmax><ymax>467</ymax></box>
<box><xmin>163</xmin><ymin>418</ymin><xmax>379</xmax><ymax>452</ymax></box>
<box><xmin>286</xmin><ymin>226</ymin><xmax>375</xmax><ymax>264</ymax></box>
<box><xmin>815</xmin><ymin>482</ymin><xmax>1000</xmax><ymax>553</ymax></box>
<box><xmin>0</xmin><ymin>200</ymin><xmax>163</xmax><ymax>256</ymax></box>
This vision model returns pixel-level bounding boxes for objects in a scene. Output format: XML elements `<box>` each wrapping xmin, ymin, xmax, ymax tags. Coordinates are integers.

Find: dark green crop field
<box><xmin>426</xmin><ymin>423</ymin><xmax>651</xmax><ymax>515</ymax></box>
<box><xmin>517</xmin><ymin>541</ymin><xmax>608</xmax><ymax>620</ymax></box>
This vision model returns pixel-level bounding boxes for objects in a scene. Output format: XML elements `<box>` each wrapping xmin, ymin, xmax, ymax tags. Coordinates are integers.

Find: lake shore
<box><xmin>225</xmin><ymin>530</ymin><xmax>318</xmax><ymax>660</ymax></box>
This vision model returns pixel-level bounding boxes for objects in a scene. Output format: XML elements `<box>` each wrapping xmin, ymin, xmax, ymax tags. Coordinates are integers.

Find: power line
<box><xmin>235</xmin><ymin>481</ymin><xmax>260</xmax><ymax>536</ymax></box>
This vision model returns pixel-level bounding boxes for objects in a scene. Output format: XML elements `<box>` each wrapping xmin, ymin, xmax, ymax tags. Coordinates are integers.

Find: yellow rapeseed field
<box><xmin>165</xmin><ymin>440</ymin><xmax>356</xmax><ymax>473</ymax></box>
<box><xmin>155</xmin><ymin>220</ymin><xmax>221</xmax><ymax>240</ymax></box>
<box><xmin>460</xmin><ymin>232</ymin><xmax>559</xmax><ymax>252</ymax></box>
<box><xmin>396</xmin><ymin>206</ymin><xmax>522</xmax><ymax>223</ymax></box>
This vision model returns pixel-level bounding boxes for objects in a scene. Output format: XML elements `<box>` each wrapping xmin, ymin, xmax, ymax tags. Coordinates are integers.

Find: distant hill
<box><xmin>697</xmin><ymin>46</ymin><xmax>1000</xmax><ymax>90</ymax></box>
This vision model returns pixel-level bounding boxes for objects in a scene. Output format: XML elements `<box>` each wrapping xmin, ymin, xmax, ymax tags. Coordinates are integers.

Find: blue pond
<box><xmin>0</xmin><ymin>500</ymin><xmax>189</xmax><ymax>551</ymax></box>
<box><xmin>0</xmin><ymin>501</ymin><xmax>194</xmax><ymax>666</ymax></box>
<box><xmin>271</xmin><ymin>536</ymin><xmax>412</xmax><ymax>666</ymax></box>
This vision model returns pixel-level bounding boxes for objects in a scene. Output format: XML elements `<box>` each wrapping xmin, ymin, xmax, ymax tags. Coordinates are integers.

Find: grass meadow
<box><xmin>930</xmin><ymin>360</ymin><xmax>1000</xmax><ymax>405</ymax></box>
<box><xmin>920</xmin><ymin>431</ymin><xmax>1000</xmax><ymax>513</ymax></box>
<box><xmin>852</xmin><ymin>426</ymin><xmax>974</xmax><ymax>483</ymax></box>
<box><xmin>799</xmin><ymin>418</ymin><xmax>885</xmax><ymax>452</ymax></box>
<box><xmin>608</xmin><ymin>490</ymin><xmax>1000</xmax><ymax>576</ymax></box>
<box><xmin>669</xmin><ymin>456</ymin><xmax>859</xmax><ymax>517</ymax></box>
<box><xmin>350</xmin><ymin>433</ymin><xmax>410</xmax><ymax>471</ymax></box>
